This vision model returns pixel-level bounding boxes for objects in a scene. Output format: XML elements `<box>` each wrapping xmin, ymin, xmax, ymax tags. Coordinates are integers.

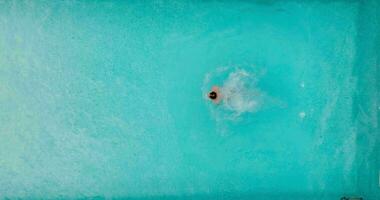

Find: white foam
<box><xmin>219</xmin><ymin>69</ymin><xmax>262</xmax><ymax>116</ymax></box>
<box><xmin>299</xmin><ymin>111</ymin><xmax>306</xmax><ymax>119</ymax></box>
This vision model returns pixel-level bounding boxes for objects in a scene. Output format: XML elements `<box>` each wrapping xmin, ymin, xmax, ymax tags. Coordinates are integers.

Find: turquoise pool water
<box><xmin>0</xmin><ymin>0</ymin><xmax>379</xmax><ymax>199</ymax></box>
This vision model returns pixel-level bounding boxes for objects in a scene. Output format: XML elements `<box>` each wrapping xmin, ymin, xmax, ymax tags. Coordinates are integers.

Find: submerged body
<box><xmin>207</xmin><ymin>69</ymin><xmax>262</xmax><ymax>116</ymax></box>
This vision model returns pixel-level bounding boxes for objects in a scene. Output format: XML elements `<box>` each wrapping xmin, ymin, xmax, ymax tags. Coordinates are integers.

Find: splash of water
<box><xmin>220</xmin><ymin>69</ymin><xmax>263</xmax><ymax>116</ymax></box>
<box><xmin>203</xmin><ymin>67</ymin><xmax>268</xmax><ymax>120</ymax></box>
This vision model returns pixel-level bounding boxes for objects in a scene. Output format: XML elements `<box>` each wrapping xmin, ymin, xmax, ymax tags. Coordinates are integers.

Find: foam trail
<box><xmin>220</xmin><ymin>69</ymin><xmax>262</xmax><ymax>116</ymax></box>
<box><xmin>203</xmin><ymin>67</ymin><xmax>269</xmax><ymax>120</ymax></box>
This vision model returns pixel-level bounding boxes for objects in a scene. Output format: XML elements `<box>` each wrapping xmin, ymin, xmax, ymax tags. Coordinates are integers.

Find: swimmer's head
<box><xmin>208</xmin><ymin>91</ymin><xmax>218</xmax><ymax>100</ymax></box>
<box><xmin>208</xmin><ymin>86</ymin><xmax>221</xmax><ymax>104</ymax></box>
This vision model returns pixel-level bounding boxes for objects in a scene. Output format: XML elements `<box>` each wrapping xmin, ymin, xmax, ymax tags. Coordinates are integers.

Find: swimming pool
<box><xmin>0</xmin><ymin>0</ymin><xmax>379</xmax><ymax>199</ymax></box>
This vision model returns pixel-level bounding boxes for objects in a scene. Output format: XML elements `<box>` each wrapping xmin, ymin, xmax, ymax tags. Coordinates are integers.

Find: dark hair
<box><xmin>208</xmin><ymin>91</ymin><xmax>217</xmax><ymax>100</ymax></box>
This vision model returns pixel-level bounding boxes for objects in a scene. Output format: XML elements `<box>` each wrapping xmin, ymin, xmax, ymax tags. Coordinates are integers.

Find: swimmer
<box><xmin>208</xmin><ymin>86</ymin><xmax>221</xmax><ymax>104</ymax></box>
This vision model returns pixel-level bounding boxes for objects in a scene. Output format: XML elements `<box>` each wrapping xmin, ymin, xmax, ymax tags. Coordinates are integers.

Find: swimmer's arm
<box><xmin>212</xmin><ymin>86</ymin><xmax>219</xmax><ymax>92</ymax></box>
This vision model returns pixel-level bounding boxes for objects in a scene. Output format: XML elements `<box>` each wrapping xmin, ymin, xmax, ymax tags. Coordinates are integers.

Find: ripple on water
<box><xmin>203</xmin><ymin>67</ymin><xmax>279</xmax><ymax>121</ymax></box>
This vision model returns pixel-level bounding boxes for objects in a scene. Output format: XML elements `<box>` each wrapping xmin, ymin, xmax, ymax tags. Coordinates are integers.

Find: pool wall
<box><xmin>355</xmin><ymin>0</ymin><xmax>380</xmax><ymax>199</ymax></box>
